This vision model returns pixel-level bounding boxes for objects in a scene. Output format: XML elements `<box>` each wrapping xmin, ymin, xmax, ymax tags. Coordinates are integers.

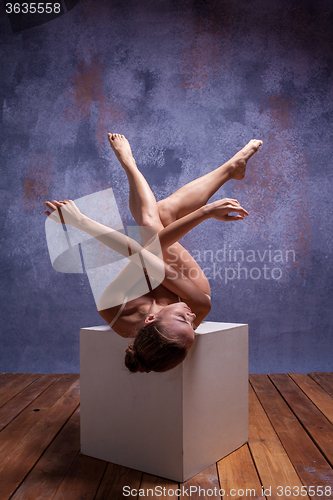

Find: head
<box><xmin>124</xmin><ymin>302</ymin><xmax>196</xmax><ymax>373</ymax></box>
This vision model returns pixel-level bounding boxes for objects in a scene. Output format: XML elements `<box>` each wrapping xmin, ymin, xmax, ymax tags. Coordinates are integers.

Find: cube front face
<box><xmin>80</xmin><ymin>322</ymin><xmax>248</xmax><ymax>482</ymax></box>
<box><xmin>80</xmin><ymin>327</ymin><xmax>184</xmax><ymax>480</ymax></box>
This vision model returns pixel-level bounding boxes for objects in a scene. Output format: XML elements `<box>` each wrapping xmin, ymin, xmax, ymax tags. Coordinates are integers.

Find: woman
<box><xmin>45</xmin><ymin>133</ymin><xmax>262</xmax><ymax>373</ymax></box>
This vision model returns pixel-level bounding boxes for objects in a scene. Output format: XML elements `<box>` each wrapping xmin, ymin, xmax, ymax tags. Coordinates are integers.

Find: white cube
<box><xmin>80</xmin><ymin>322</ymin><xmax>248</xmax><ymax>482</ymax></box>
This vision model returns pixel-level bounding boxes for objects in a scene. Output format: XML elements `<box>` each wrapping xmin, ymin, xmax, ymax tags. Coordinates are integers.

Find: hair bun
<box><xmin>125</xmin><ymin>344</ymin><xmax>147</xmax><ymax>373</ymax></box>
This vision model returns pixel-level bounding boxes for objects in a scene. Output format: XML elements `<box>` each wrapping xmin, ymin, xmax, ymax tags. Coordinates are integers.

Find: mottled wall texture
<box><xmin>1</xmin><ymin>0</ymin><xmax>332</xmax><ymax>373</ymax></box>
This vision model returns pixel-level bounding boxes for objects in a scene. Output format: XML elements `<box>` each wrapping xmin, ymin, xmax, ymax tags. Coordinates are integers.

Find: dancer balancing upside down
<box><xmin>44</xmin><ymin>134</ymin><xmax>262</xmax><ymax>373</ymax></box>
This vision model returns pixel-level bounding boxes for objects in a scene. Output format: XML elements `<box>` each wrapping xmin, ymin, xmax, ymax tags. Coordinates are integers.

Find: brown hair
<box><xmin>124</xmin><ymin>322</ymin><xmax>188</xmax><ymax>373</ymax></box>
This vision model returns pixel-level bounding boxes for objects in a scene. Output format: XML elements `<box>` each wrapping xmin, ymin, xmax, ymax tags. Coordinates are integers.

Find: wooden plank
<box><xmin>0</xmin><ymin>378</ymin><xmax>80</xmax><ymax>500</ymax></box>
<box><xmin>0</xmin><ymin>374</ymin><xmax>58</xmax><ymax>431</ymax></box>
<box><xmin>11</xmin><ymin>407</ymin><xmax>81</xmax><ymax>500</ymax></box>
<box><xmin>95</xmin><ymin>463</ymin><xmax>142</xmax><ymax>500</ymax></box>
<box><xmin>180</xmin><ymin>464</ymin><xmax>221</xmax><ymax>499</ymax></box>
<box><xmin>218</xmin><ymin>444</ymin><xmax>264</xmax><ymax>500</ymax></box>
<box><xmin>289</xmin><ymin>373</ymin><xmax>333</xmax><ymax>425</ymax></box>
<box><xmin>0</xmin><ymin>373</ymin><xmax>40</xmax><ymax>408</ymax></box>
<box><xmin>52</xmin><ymin>453</ymin><xmax>107</xmax><ymax>500</ymax></box>
<box><xmin>0</xmin><ymin>373</ymin><xmax>21</xmax><ymax>385</ymax></box>
<box><xmin>309</xmin><ymin>373</ymin><xmax>333</xmax><ymax>398</ymax></box>
<box><xmin>140</xmin><ymin>473</ymin><xmax>178</xmax><ymax>499</ymax></box>
<box><xmin>34</xmin><ymin>374</ymin><xmax>79</xmax><ymax>410</ymax></box>
<box><xmin>269</xmin><ymin>373</ymin><xmax>333</xmax><ymax>467</ymax></box>
<box><xmin>248</xmin><ymin>383</ymin><xmax>307</xmax><ymax>500</ymax></box>
<box><xmin>0</xmin><ymin>374</ymin><xmax>24</xmax><ymax>387</ymax></box>
<box><xmin>0</xmin><ymin>374</ymin><xmax>78</xmax><ymax>463</ymax></box>
<box><xmin>250</xmin><ymin>374</ymin><xmax>333</xmax><ymax>499</ymax></box>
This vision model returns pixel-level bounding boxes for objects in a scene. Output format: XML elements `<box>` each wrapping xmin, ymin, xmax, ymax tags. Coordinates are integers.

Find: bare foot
<box><xmin>228</xmin><ymin>139</ymin><xmax>263</xmax><ymax>180</ymax></box>
<box><xmin>108</xmin><ymin>133</ymin><xmax>135</xmax><ymax>167</ymax></box>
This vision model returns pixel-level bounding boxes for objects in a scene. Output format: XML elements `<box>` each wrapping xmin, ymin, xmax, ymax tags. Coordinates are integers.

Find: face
<box><xmin>145</xmin><ymin>302</ymin><xmax>196</xmax><ymax>350</ymax></box>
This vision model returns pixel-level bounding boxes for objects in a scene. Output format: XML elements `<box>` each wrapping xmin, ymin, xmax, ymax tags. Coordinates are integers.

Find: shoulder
<box><xmin>98</xmin><ymin>306</ymin><xmax>137</xmax><ymax>338</ymax></box>
<box><xmin>110</xmin><ymin>314</ymin><xmax>142</xmax><ymax>338</ymax></box>
<box><xmin>99</xmin><ymin>294</ymin><xmax>154</xmax><ymax>337</ymax></box>
<box><xmin>98</xmin><ymin>304</ymin><xmax>123</xmax><ymax>326</ymax></box>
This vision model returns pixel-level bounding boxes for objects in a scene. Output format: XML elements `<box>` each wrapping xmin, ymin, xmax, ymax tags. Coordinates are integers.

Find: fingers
<box><xmin>227</xmin><ymin>199</ymin><xmax>249</xmax><ymax>216</ymax></box>
<box><xmin>44</xmin><ymin>199</ymin><xmax>71</xmax><ymax>211</ymax></box>
<box><xmin>44</xmin><ymin>201</ymin><xmax>57</xmax><ymax>211</ymax></box>
<box><xmin>224</xmin><ymin>198</ymin><xmax>240</xmax><ymax>204</ymax></box>
<box><xmin>51</xmin><ymin>199</ymin><xmax>66</xmax><ymax>207</ymax></box>
<box><xmin>226</xmin><ymin>215</ymin><xmax>244</xmax><ymax>221</ymax></box>
<box><xmin>237</xmin><ymin>207</ymin><xmax>249</xmax><ymax>216</ymax></box>
<box><xmin>211</xmin><ymin>198</ymin><xmax>249</xmax><ymax>222</ymax></box>
<box><xmin>225</xmin><ymin>211</ymin><xmax>247</xmax><ymax>220</ymax></box>
<box><xmin>221</xmin><ymin>198</ymin><xmax>249</xmax><ymax>215</ymax></box>
<box><xmin>226</xmin><ymin>205</ymin><xmax>249</xmax><ymax>216</ymax></box>
<box><xmin>228</xmin><ymin>200</ymin><xmax>248</xmax><ymax>213</ymax></box>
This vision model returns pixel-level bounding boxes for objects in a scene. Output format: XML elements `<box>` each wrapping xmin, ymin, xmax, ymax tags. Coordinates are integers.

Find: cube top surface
<box><xmin>80</xmin><ymin>321</ymin><xmax>247</xmax><ymax>335</ymax></box>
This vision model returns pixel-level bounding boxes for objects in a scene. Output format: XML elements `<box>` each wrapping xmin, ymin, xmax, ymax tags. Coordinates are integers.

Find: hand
<box><xmin>44</xmin><ymin>199</ymin><xmax>84</xmax><ymax>226</ymax></box>
<box><xmin>208</xmin><ymin>198</ymin><xmax>249</xmax><ymax>221</ymax></box>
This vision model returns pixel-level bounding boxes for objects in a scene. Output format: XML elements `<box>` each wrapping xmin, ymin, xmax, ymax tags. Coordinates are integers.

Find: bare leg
<box><xmin>157</xmin><ymin>139</ymin><xmax>263</xmax><ymax>226</ymax></box>
<box><xmin>108</xmin><ymin>134</ymin><xmax>164</xmax><ymax>244</ymax></box>
<box><xmin>108</xmin><ymin>133</ymin><xmax>209</xmax><ymax>294</ymax></box>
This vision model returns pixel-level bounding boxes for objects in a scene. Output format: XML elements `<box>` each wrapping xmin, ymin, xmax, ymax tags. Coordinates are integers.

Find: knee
<box><xmin>141</xmin><ymin>213</ymin><xmax>164</xmax><ymax>232</ymax></box>
<box><xmin>157</xmin><ymin>200</ymin><xmax>176</xmax><ymax>227</ymax></box>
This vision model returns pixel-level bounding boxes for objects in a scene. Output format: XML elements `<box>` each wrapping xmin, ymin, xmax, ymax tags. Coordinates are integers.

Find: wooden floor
<box><xmin>0</xmin><ymin>373</ymin><xmax>332</xmax><ymax>500</ymax></box>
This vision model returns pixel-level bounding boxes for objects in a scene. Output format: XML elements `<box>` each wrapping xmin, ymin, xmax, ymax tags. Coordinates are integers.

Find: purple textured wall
<box><xmin>1</xmin><ymin>0</ymin><xmax>332</xmax><ymax>372</ymax></box>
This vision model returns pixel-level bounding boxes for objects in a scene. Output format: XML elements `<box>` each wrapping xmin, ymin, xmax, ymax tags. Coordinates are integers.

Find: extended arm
<box><xmin>44</xmin><ymin>198</ymin><xmax>247</xmax><ymax>314</ymax></box>
<box><xmin>44</xmin><ymin>197</ymin><xmax>247</xmax><ymax>262</ymax></box>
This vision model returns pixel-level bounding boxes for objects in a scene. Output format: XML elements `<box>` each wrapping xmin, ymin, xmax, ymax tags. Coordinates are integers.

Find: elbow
<box><xmin>204</xmin><ymin>293</ymin><xmax>212</xmax><ymax>313</ymax></box>
<box><xmin>200</xmin><ymin>296</ymin><xmax>211</xmax><ymax>317</ymax></box>
<box><xmin>204</xmin><ymin>301</ymin><xmax>212</xmax><ymax>316</ymax></box>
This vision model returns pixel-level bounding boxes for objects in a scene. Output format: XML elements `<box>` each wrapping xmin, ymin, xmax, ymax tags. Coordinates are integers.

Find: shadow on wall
<box><xmin>6</xmin><ymin>0</ymin><xmax>80</xmax><ymax>33</ymax></box>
